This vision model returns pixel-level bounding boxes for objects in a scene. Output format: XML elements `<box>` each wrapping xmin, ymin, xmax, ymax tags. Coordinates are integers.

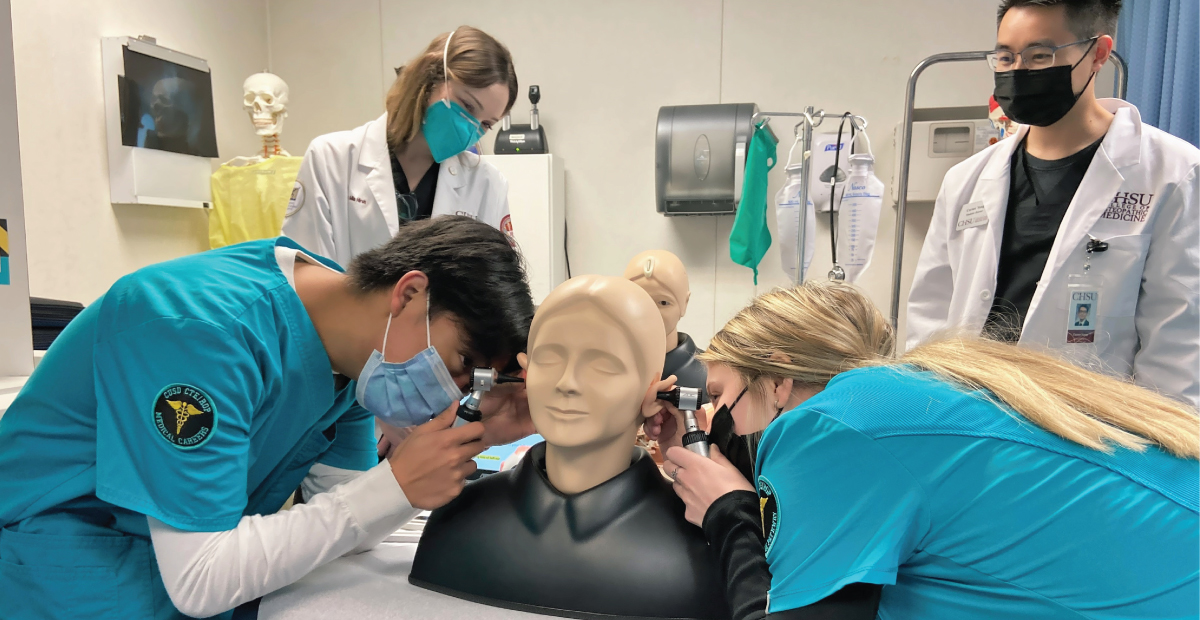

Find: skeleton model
<box><xmin>225</xmin><ymin>72</ymin><xmax>291</xmax><ymax>166</ymax></box>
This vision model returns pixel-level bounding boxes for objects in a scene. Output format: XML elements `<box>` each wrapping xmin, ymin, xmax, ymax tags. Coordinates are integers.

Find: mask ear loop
<box><xmin>381</xmin><ymin>310</ymin><xmax>394</xmax><ymax>363</ymax></box>
<box><xmin>441</xmin><ymin>29</ymin><xmax>457</xmax><ymax>110</ymax></box>
<box><xmin>425</xmin><ymin>292</ymin><xmax>432</xmax><ymax>348</ymax></box>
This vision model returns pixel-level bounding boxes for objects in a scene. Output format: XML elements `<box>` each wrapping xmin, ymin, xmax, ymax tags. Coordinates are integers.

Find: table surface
<box><xmin>259</xmin><ymin>543</ymin><xmax>552</xmax><ymax>620</ymax></box>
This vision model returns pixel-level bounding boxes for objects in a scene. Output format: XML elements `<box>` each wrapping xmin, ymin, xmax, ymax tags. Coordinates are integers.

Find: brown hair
<box><xmin>701</xmin><ymin>281</ymin><xmax>1199</xmax><ymax>459</ymax></box>
<box><xmin>386</xmin><ymin>26</ymin><xmax>518</xmax><ymax>150</ymax></box>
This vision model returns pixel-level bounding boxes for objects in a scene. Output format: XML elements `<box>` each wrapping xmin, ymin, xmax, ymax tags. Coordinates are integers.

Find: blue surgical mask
<box><xmin>422</xmin><ymin>29</ymin><xmax>485</xmax><ymax>163</ymax></box>
<box><xmin>356</xmin><ymin>295</ymin><xmax>463</xmax><ymax>427</ymax></box>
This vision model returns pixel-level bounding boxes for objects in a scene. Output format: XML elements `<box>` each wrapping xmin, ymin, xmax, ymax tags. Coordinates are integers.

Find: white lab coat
<box><xmin>908</xmin><ymin>99</ymin><xmax>1200</xmax><ymax>406</ymax></box>
<box><xmin>281</xmin><ymin>113</ymin><xmax>511</xmax><ymax>267</ymax></box>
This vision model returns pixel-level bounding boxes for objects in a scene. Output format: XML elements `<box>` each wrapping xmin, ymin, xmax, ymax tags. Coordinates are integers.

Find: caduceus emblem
<box><xmin>167</xmin><ymin>399</ymin><xmax>205</xmax><ymax>435</ymax></box>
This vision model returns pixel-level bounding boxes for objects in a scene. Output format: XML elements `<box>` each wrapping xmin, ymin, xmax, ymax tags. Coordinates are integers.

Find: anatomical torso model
<box><xmin>410</xmin><ymin>275</ymin><xmax>728</xmax><ymax>620</ymax></box>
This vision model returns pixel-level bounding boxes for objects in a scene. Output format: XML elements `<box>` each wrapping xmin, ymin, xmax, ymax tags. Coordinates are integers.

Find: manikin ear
<box><xmin>389</xmin><ymin>271</ymin><xmax>430</xmax><ymax>318</ymax></box>
<box><xmin>517</xmin><ymin>352</ymin><xmax>529</xmax><ymax>371</ymax></box>
<box><xmin>679</xmin><ymin>291</ymin><xmax>692</xmax><ymax>318</ymax></box>
<box><xmin>640</xmin><ymin>373</ymin><xmax>661</xmax><ymax>420</ymax></box>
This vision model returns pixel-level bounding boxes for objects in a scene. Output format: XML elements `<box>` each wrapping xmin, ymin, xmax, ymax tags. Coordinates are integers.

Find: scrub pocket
<box><xmin>0</xmin><ymin>527</ymin><xmax>130</xmax><ymax>619</ymax></box>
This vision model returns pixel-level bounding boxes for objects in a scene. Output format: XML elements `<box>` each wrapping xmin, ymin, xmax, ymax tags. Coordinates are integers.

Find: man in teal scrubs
<box><xmin>0</xmin><ymin>216</ymin><xmax>535</xmax><ymax>619</ymax></box>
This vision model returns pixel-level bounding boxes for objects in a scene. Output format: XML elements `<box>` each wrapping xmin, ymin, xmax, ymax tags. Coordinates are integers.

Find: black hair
<box><xmin>997</xmin><ymin>0</ymin><xmax>1122</xmax><ymax>39</ymax></box>
<box><xmin>348</xmin><ymin>215</ymin><xmax>534</xmax><ymax>364</ymax></box>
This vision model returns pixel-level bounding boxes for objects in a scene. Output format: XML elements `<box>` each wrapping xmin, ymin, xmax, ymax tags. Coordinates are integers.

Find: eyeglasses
<box><xmin>397</xmin><ymin>192</ymin><xmax>419</xmax><ymax>223</ymax></box>
<box><xmin>987</xmin><ymin>37</ymin><xmax>1097</xmax><ymax>71</ymax></box>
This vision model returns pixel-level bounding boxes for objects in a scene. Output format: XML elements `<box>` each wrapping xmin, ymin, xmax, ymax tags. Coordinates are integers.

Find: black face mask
<box><xmin>706</xmin><ymin>388</ymin><xmax>756</xmax><ymax>483</ymax></box>
<box><xmin>993</xmin><ymin>40</ymin><xmax>1097</xmax><ymax>127</ymax></box>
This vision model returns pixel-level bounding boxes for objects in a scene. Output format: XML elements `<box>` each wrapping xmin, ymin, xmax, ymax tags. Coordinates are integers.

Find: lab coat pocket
<box><xmin>1096</xmin><ymin>234</ymin><xmax>1151</xmax><ymax>317</ymax></box>
<box><xmin>0</xmin><ymin>528</ymin><xmax>124</xmax><ymax>619</ymax></box>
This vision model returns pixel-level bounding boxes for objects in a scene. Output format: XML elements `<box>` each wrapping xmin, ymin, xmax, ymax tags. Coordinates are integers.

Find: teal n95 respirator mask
<box><xmin>422</xmin><ymin>29</ymin><xmax>485</xmax><ymax>163</ymax></box>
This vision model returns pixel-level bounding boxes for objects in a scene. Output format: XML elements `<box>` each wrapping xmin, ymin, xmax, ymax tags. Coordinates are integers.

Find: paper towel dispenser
<box><xmin>655</xmin><ymin>103</ymin><xmax>759</xmax><ymax>216</ymax></box>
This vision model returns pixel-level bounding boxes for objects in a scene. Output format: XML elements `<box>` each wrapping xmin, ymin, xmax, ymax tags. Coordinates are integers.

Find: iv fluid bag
<box><xmin>775</xmin><ymin>175</ymin><xmax>815</xmax><ymax>282</ymax></box>
<box><xmin>836</xmin><ymin>157</ymin><xmax>885</xmax><ymax>283</ymax></box>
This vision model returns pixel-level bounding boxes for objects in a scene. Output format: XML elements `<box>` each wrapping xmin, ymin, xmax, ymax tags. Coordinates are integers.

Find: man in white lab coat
<box><xmin>908</xmin><ymin>0</ymin><xmax>1200</xmax><ymax>406</ymax></box>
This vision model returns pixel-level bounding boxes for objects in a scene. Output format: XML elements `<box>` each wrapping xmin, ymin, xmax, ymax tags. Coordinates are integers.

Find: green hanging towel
<box><xmin>730</xmin><ymin>121</ymin><xmax>777</xmax><ymax>284</ymax></box>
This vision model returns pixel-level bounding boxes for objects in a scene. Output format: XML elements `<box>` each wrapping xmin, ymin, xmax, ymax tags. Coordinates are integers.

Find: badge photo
<box><xmin>152</xmin><ymin>384</ymin><xmax>218</xmax><ymax>449</ymax></box>
<box><xmin>758</xmin><ymin>475</ymin><xmax>781</xmax><ymax>554</ymax></box>
<box><xmin>1066</xmin><ymin>290</ymin><xmax>1099</xmax><ymax>344</ymax></box>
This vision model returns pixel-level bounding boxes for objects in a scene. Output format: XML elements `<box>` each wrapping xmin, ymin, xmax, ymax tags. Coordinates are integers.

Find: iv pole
<box><xmin>888</xmin><ymin>50</ymin><xmax>1129</xmax><ymax>331</ymax></box>
<box><xmin>753</xmin><ymin>108</ymin><xmax>867</xmax><ymax>285</ymax></box>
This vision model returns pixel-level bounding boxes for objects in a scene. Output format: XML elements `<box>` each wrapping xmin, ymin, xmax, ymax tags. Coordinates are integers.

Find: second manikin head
<box><xmin>623</xmin><ymin>250</ymin><xmax>691</xmax><ymax>352</ymax></box>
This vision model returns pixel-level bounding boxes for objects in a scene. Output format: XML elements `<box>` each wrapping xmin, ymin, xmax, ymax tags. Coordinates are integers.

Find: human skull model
<box><xmin>243</xmin><ymin>73</ymin><xmax>289</xmax><ymax>136</ymax></box>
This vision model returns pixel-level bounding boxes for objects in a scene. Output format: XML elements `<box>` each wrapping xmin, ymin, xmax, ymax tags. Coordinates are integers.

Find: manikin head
<box><xmin>622</xmin><ymin>250</ymin><xmax>691</xmax><ymax>351</ymax></box>
<box><xmin>518</xmin><ymin>276</ymin><xmax>666</xmax><ymax>490</ymax></box>
<box><xmin>243</xmin><ymin>73</ymin><xmax>289</xmax><ymax>136</ymax></box>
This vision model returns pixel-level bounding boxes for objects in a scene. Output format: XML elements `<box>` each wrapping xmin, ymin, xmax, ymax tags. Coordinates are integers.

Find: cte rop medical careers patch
<box><xmin>153</xmin><ymin>384</ymin><xmax>217</xmax><ymax>449</ymax></box>
<box><xmin>758</xmin><ymin>475</ymin><xmax>780</xmax><ymax>554</ymax></box>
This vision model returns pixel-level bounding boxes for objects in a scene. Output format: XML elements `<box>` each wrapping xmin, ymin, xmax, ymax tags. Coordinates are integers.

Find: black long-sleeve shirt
<box><xmin>703</xmin><ymin>491</ymin><xmax>882</xmax><ymax>620</ymax></box>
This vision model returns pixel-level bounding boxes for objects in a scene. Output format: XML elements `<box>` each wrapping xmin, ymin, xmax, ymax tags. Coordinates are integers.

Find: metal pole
<box><xmin>795</xmin><ymin>106</ymin><xmax>816</xmax><ymax>284</ymax></box>
<box><xmin>1110</xmin><ymin>50</ymin><xmax>1128</xmax><ymax>99</ymax></box>
<box><xmin>889</xmin><ymin>49</ymin><xmax>1129</xmax><ymax>332</ymax></box>
<box><xmin>890</xmin><ymin>51</ymin><xmax>991</xmax><ymax>331</ymax></box>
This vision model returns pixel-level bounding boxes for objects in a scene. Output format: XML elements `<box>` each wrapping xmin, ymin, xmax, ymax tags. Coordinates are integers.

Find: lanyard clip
<box><xmin>1086</xmin><ymin>237</ymin><xmax>1109</xmax><ymax>254</ymax></box>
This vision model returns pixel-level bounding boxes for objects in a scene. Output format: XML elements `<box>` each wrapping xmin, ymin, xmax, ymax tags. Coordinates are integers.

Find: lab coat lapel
<box><xmin>359</xmin><ymin>115</ymin><xmax>400</xmax><ymax>236</ymax></box>
<box><xmin>1029</xmin><ymin>103</ymin><xmax>1142</xmax><ymax>314</ymax></box>
<box><xmin>972</xmin><ymin>127</ymin><xmax>1024</xmax><ymax>295</ymax></box>
<box><xmin>431</xmin><ymin>152</ymin><xmax>471</xmax><ymax>217</ymax></box>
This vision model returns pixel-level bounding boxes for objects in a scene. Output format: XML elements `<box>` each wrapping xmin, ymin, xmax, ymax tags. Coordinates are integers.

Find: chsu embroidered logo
<box><xmin>1100</xmin><ymin>191</ymin><xmax>1154</xmax><ymax>222</ymax></box>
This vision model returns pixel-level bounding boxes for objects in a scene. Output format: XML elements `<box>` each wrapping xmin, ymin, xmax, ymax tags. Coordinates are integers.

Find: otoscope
<box><xmin>454</xmin><ymin>367</ymin><xmax>524</xmax><ymax>427</ymax></box>
<box><xmin>657</xmin><ymin>386</ymin><xmax>709</xmax><ymax>458</ymax></box>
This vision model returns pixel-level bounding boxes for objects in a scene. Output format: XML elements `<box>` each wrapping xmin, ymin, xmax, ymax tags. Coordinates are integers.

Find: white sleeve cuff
<box><xmin>336</xmin><ymin>461</ymin><xmax>420</xmax><ymax>553</ymax></box>
<box><xmin>149</xmin><ymin>461</ymin><xmax>417</xmax><ymax>616</ymax></box>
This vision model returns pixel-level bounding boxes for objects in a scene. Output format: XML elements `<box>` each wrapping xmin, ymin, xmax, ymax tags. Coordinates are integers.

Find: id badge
<box><xmin>1066</xmin><ymin>273</ymin><xmax>1101</xmax><ymax>344</ymax></box>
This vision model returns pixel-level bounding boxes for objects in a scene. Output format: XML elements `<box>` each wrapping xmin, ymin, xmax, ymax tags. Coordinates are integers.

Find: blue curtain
<box><xmin>1116</xmin><ymin>0</ymin><xmax>1199</xmax><ymax>147</ymax></box>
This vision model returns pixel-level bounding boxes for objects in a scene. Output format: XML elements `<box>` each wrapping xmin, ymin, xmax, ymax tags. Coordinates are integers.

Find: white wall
<box><xmin>269</xmin><ymin>0</ymin><xmax>1007</xmax><ymax>346</ymax></box>
<box><xmin>11</xmin><ymin>0</ymin><xmax>270</xmax><ymax>304</ymax></box>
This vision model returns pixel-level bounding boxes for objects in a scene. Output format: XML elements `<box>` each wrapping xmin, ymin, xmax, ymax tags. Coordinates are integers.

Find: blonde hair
<box><xmin>386</xmin><ymin>26</ymin><xmax>518</xmax><ymax>150</ymax></box>
<box><xmin>701</xmin><ymin>281</ymin><xmax>1199</xmax><ymax>459</ymax></box>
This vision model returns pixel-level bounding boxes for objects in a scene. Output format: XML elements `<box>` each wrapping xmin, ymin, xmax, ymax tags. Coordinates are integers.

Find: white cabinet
<box><xmin>482</xmin><ymin>154</ymin><xmax>567</xmax><ymax>304</ymax></box>
<box><xmin>0</xmin><ymin>375</ymin><xmax>27</xmax><ymax>421</ymax></box>
<box><xmin>0</xmin><ymin>0</ymin><xmax>32</xmax><ymax>380</ymax></box>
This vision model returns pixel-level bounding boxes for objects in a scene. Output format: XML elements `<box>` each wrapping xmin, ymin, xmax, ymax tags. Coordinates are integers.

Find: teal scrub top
<box><xmin>756</xmin><ymin>365</ymin><xmax>1199</xmax><ymax>619</ymax></box>
<box><xmin>0</xmin><ymin>238</ymin><xmax>377</xmax><ymax>620</ymax></box>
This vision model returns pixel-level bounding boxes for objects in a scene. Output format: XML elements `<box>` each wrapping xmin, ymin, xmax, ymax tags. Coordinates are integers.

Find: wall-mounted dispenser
<box><xmin>655</xmin><ymin>103</ymin><xmax>758</xmax><ymax>216</ymax></box>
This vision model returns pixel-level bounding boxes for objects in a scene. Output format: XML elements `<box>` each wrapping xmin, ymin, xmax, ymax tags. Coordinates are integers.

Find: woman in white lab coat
<box><xmin>283</xmin><ymin>26</ymin><xmax>516</xmax><ymax>268</ymax></box>
<box><xmin>907</xmin><ymin>99</ymin><xmax>1200</xmax><ymax>406</ymax></box>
